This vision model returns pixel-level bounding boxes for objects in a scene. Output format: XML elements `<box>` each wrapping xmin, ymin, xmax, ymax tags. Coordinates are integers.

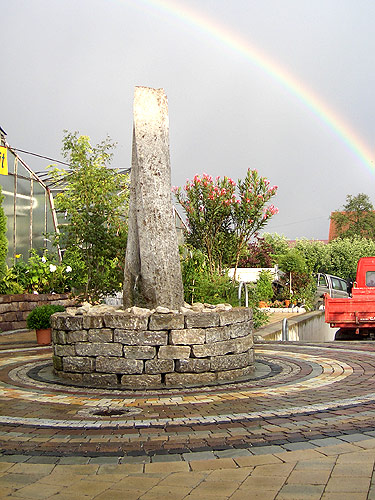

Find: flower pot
<box><xmin>35</xmin><ymin>328</ymin><xmax>52</xmax><ymax>346</ymax></box>
<box><xmin>258</xmin><ymin>301</ymin><xmax>268</xmax><ymax>308</ymax></box>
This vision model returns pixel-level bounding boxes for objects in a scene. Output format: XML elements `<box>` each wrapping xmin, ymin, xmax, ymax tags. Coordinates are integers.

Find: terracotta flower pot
<box><xmin>36</xmin><ymin>328</ymin><xmax>52</xmax><ymax>346</ymax></box>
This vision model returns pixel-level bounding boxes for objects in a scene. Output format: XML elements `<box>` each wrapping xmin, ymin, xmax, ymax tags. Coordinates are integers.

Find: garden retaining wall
<box><xmin>51</xmin><ymin>305</ymin><xmax>254</xmax><ymax>388</ymax></box>
<box><xmin>0</xmin><ymin>293</ymin><xmax>77</xmax><ymax>332</ymax></box>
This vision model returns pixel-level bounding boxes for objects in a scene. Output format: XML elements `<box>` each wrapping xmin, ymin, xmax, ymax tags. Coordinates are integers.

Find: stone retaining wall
<box><xmin>51</xmin><ymin>305</ymin><xmax>254</xmax><ymax>388</ymax></box>
<box><xmin>0</xmin><ymin>293</ymin><xmax>77</xmax><ymax>332</ymax></box>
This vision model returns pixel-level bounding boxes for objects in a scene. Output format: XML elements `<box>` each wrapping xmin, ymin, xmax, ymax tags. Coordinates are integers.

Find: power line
<box><xmin>269</xmin><ymin>215</ymin><xmax>329</xmax><ymax>229</ymax></box>
<box><xmin>8</xmin><ymin>146</ymin><xmax>71</xmax><ymax>167</ymax></box>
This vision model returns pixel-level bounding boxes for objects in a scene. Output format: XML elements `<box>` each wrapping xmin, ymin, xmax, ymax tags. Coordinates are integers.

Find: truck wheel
<box><xmin>335</xmin><ymin>328</ymin><xmax>357</xmax><ymax>341</ymax></box>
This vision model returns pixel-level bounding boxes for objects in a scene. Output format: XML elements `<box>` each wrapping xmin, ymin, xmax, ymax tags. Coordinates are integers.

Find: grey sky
<box><xmin>2</xmin><ymin>0</ymin><xmax>375</xmax><ymax>240</ymax></box>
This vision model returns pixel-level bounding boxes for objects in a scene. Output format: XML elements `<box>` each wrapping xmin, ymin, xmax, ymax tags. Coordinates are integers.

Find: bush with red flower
<box><xmin>174</xmin><ymin>168</ymin><xmax>278</xmax><ymax>278</ymax></box>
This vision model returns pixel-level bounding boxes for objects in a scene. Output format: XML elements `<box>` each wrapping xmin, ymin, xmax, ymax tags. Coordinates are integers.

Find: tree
<box><xmin>175</xmin><ymin>169</ymin><xmax>278</xmax><ymax>277</ymax></box>
<box><xmin>325</xmin><ymin>237</ymin><xmax>375</xmax><ymax>280</ymax></box>
<box><xmin>255</xmin><ymin>270</ymin><xmax>274</xmax><ymax>302</ymax></box>
<box><xmin>51</xmin><ymin>132</ymin><xmax>129</xmax><ymax>302</ymax></box>
<box><xmin>262</xmin><ymin>232</ymin><xmax>289</xmax><ymax>256</ymax></box>
<box><xmin>276</xmin><ymin>248</ymin><xmax>307</xmax><ymax>299</ymax></box>
<box><xmin>331</xmin><ymin>193</ymin><xmax>375</xmax><ymax>239</ymax></box>
<box><xmin>175</xmin><ymin>174</ymin><xmax>236</xmax><ymax>274</ymax></box>
<box><xmin>294</xmin><ymin>238</ymin><xmax>329</xmax><ymax>273</ymax></box>
<box><xmin>0</xmin><ymin>185</ymin><xmax>7</xmax><ymax>280</ymax></box>
<box><xmin>231</xmin><ymin>169</ymin><xmax>278</xmax><ymax>276</ymax></box>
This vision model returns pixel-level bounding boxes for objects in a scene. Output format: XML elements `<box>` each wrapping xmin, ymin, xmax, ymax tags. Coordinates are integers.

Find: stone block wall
<box><xmin>0</xmin><ymin>293</ymin><xmax>77</xmax><ymax>332</ymax></box>
<box><xmin>51</xmin><ymin>305</ymin><xmax>254</xmax><ymax>388</ymax></box>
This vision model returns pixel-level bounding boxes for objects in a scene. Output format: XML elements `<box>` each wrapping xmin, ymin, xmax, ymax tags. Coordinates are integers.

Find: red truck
<box><xmin>325</xmin><ymin>257</ymin><xmax>375</xmax><ymax>338</ymax></box>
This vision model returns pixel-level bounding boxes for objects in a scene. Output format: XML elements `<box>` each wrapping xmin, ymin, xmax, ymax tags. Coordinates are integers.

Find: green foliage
<box><xmin>237</xmin><ymin>236</ymin><xmax>276</xmax><ymax>268</ymax></box>
<box><xmin>180</xmin><ymin>247</ymin><xmax>238</xmax><ymax>305</ymax></box>
<box><xmin>276</xmin><ymin>248</ymin><xmax>307</xmax><ymax>275</ymax></box>
<box><xmin>51</xmin><ymin>131</ymin><xmax>129</xmax><ymax>302</ymax></box>
<box><xmin>175</xmin><ymin>170</ymin><xmax>278</xmax><ymax>275</ymax></box>
<box><xmin>180</xmin><ymin>246</ymin><xmax>269</xmax><ymax>329</ymax></box>
<box><xmin>255</xmin><ymin>270</ymin><xmax>274</xmax><ymax>302</ymax></box>
<box><xmin>26</xmin><ymin>304</ymin><xmax>65</xmax><ymax>330</ymax></box>
<box><xmin>324</xmin><ymin>237</ymin><xmax>375</xmax><ymax>279</ymax></box>
<box><xmin>0</xmin><ymin>266</ymin><xmax>24</xmax><ymax>294</ymax></box>
<box><xmin>11</xmin><ymin>250</ymin><xmax>72</xmax><ymax>294</ymax></box>
<box><xmin>293</xmin><ymin>239</ymin><xmax>329</xmax><ymax>273</ymax></box>
<box><xmin>232</xmin><ymin>170</ymin><xmax>278</xmax><ymax>273</ymax></box>
<box><xmin>290</xmin><ymin>272</ymin><xmax>316</xmax><ymax>308</ymax></box>
<box><xmin>0</xmin><ymin>185</ymin><xmax>7</xmax><ymax>280</ymax></box>
<box><xmin>262</xmin><ymin>233</ymin><xmax>289</xmax><ymax>255</ymax></box>
<box><xmin>275</xmin><ymin>249</ymin><xmax>315</xmax><ymax>307</ymax></box>
<box><xmin>331</xmin><ymin>193</ymin><xmax>375</xmax><ymax>239</ymax></box>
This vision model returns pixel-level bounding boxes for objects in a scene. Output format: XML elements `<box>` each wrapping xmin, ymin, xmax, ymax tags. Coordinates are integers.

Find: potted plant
<box><xmin>26</xmin><ymin>304</ymin><xmax>65</xmax><ymax>345</ymax></box>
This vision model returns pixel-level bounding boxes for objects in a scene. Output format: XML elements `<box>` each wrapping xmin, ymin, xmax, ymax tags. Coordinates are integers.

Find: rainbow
<box><xmin>136</xmin><ymin>0</ymin><xmax>374</xmax><ymax>170</ymax></box>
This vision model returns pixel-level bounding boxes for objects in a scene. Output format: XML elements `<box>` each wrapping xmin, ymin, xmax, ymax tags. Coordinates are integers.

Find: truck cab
<box><xmin>352</xmin><ymin>257</ymin><xmax>375</xmax><ymax>295</ymax></box>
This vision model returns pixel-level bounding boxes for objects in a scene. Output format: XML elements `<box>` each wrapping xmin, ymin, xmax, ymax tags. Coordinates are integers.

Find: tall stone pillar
<box><xmin>123</xmin><ymin>87</ymin><xmax>185</xmax><ymax>310</ymax></box>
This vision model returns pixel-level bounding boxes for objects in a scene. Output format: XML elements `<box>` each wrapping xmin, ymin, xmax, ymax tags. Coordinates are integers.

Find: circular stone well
<box><xmin>51</xmin><ymin>303</ymin><xmax>254</xmax><ymax>389</ymax></box>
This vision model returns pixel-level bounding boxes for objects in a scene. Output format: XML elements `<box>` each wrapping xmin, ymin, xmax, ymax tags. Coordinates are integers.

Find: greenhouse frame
<box><xmin>0</xmin><ymin>128</ymin><xmax>58</xmax><ymax>264</ymax></box>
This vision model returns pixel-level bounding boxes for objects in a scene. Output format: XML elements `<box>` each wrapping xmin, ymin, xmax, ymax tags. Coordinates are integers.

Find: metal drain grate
<box><xmin>77</xmin><ymin>406</ymin><xmax>142</xmax><ymax>418</ymax></box>
<box><xmin>93</xmin><ymin>408</ymin><xmax>134</xmax><ymax>417</ymax></box>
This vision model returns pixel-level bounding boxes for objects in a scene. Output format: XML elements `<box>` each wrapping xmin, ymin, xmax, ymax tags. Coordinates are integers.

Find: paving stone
<box><xmin>310</xmin><ymin>437</ymin><xmax>345</xmax><ymax>447</ymax></box>
<box><xmin>57</xmin><ymin>456</ymin><xmax>90</xmax><ymax>465</ymax></box>
<box><xmin>325</xmin><ymin>476</ymin><xmax>371</xmax><ymax>493</ymax></box>
<box><xmin>283</xmin><ymin>441</ymin><xmax>318</xmax><ymax>451</ymax></box>
<box><xmin>250</xmin><ymin>445</ymin><xmax>286</xmax><ymax>455</ymax></box>
<box><xmin>339</xmin><ymin>433</ymin><xmax>375</xmax><ymax>442</ymax></box>
<box><xmin>26</xmin><ymin>456</ymin><xmax>59</xmax><ymax>464</ymax></box>
<box><xmin>0</xmin><ymin>455</ymin><xmax>30</xmax><ymax>463</ymax></box>
<box><xmin>182</xmin><ymin>451</ymin><xmax>216</xmax><ymax>461</ymax></box>
<box><xmin>277</xmin><ymin>483</ymin><xmax>325</xmax><ymax>499</ymax></box>
<box><xmin>89</xmin><ymin>456</ymin><xmax>120</xmax><ymax>464</ymax></box>
<box><xmin>214</xmin><ymin>448</ymin><xmax>252</xmax><ymax>458</ymax></box>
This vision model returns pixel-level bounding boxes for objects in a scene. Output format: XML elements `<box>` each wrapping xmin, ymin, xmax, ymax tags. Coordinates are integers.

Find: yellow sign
<box><xmin>0</xmin><ymin>146</ymin><xmax>8</xmax><ymax>175</ymax></box>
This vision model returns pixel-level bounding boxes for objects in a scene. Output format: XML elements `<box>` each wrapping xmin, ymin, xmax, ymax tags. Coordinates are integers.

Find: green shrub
<box><xmin>0</xmin><ymin>185</ymin><xmax>7</xmax><ymax>280</ymax></box>
<box><xmin>180</xmin><ymin>247</ymin><xmax>237</xmax><ymax>306</ymax></box>
<box><xmin>255</xmin><ymin>270</ymin><xmax>274</xmax><ymax>302</ymax></box>
<box><xmin>181</xmin><ymin>246</ymin><xmax>269</xmax><ymax>329</ymax></box>
<box><xmin>11</xmin><ymin>250</ymin><xmax>72</xmax><ymax>294</ymax></box>
<box><xmin>0</xmin><ymin>267</ymin><xmax>24</xmax><ymax>294</ymax></box>
<box><xmin>26</xmin><ymin>304</ymin><xmax>65</xmax><ymax>330</ymax></box>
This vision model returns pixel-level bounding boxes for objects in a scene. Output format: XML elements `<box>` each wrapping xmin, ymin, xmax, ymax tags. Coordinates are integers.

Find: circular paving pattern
<box><xmin>2</xmin><ymin>335</ymin><xmax>375</xmax><ymax>462</ymax></box>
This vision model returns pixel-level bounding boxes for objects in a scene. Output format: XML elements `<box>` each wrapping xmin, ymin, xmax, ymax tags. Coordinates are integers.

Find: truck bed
<box><xmin>325</xmin><ymin>293</ymin><xmax>375</xmax><ymax>329</ymax></box>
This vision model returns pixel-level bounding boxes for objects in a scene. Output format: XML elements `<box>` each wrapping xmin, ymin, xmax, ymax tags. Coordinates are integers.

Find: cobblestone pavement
<box><xmin>2</xmin><ymin>329</ymin><xmax>375</xmax><ymax>498</ymax></box>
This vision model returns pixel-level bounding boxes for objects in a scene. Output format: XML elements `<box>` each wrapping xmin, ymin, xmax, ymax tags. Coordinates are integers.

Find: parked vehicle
<box><xmin>325</xmin><ymin>257</ymin><xmax>375</xmax><ymax>338</ymax></box>
<box><xmin>314</xmin><ymin>272</ymin><xmax>350</xmax><ymax>308</ymax></box>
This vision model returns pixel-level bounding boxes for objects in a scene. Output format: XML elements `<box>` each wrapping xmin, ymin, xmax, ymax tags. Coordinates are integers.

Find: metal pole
<box><xmin>282</xmin><ymin>318</ymin><xmax>289</xmax><ymax>341</ymax></box>
<box><xmin>238</xmin><ymin>281</ymin><xmax>249</xmax><ymax>307</ymax></box>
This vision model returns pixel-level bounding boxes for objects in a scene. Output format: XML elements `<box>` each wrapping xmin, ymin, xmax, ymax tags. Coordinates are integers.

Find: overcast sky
<box><xmin>2</xmin><ymin>0</ymin><xmax>375</xmax><ymax>240</ymax></box>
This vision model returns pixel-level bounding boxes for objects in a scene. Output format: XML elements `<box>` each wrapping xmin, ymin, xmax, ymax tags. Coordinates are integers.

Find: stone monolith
<box><xmin>123</xmin><ymin>87</ymin><xmax>184</xmax><ymax>310</ymax></box>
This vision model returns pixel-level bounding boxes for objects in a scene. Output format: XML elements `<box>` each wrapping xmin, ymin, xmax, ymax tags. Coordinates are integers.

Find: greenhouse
<box><xmin>0</xmin><ymin>128</ymin><xmax>57</xmax><ymax>264</ymax></box>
